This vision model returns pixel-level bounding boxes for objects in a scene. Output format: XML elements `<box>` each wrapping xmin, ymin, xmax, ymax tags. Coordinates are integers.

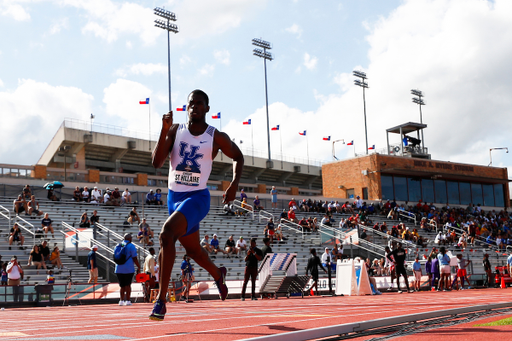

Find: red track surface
<box><xmin>0</xmin><ymin>288</ymin><xmax>511</xmax><ymax>341</ymax></box>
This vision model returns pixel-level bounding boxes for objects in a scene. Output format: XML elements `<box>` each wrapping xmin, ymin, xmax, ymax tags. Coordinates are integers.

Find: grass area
<box><xmin>475</xmin><ymin>316</ymin><xmax>512</xmax><ymax>326</ymax></box>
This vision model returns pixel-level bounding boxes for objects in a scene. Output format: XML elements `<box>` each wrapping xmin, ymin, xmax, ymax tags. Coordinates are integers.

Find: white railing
<box><xmin>95</xmin><ymin>223</ymin><xmax>150</xmax><ymax>258</ymax></box>
<box><xmin>319</xmin><ymin>223</ymin><xmax>386</xmax><ymax>257</ymax></box>
<box><xmin>258</xmin><ymin>209</ymin><xmax>275</xmax><ymax>224</ymax></box>
<box><xmin>232</xmin><ymin>199</ymin><xmax>254</xmax><ymax>219</ymax></box>
<box><xmin>360</xmin><ymin>223</ymin><xmax>419</xmax><ymax>250</ymax></box>
<box><xmin>0</xmin><ymin>205</ymin><xmax>11</xmax><ymax>227</ymax></box>
<box><xmin>397</xmin><ymin>208</ymin><xmax>417</xmax><ymax>225</ymax></box>
<box><xmin>63</xmin><ymin>222</ymin><xmax>116</xmax><ymax>265</ymax></box>
<box><xmin>279</xmin><ymin>218</ymin><xmax>305</xmax><ymax>238</ymax></box>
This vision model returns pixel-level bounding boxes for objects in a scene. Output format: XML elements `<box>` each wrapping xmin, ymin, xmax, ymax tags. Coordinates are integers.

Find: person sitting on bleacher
<box><xmin>138</xmin><ymin>218</ymin><xmax>154</xmax><ymax>246</ymax></box>
<box><xmin>225</xmin><ymin>235</ymin><xmax>238</xmax><ymax>257</ymax></box>
<box><xmin>111</xmin><ymin>187</ymin><xmax>122</xmax><ymax>206</ymax></box>
<box><xmin>146</xmin><ymin>189</ymin><xmax>157</xmax><ymax>205</ymax></box>
<box><xmin>201</xmin><ymin>234</ymin><xmax>214</xmax><ymax>254</ymax></box>
<box><xmin>82</xmin><ymin>186</ymin><xmax>91</xmax><ymax>203</ymax></box>
<box><xmin>240</xmin><ymin>197</ymin><xmax>252</xmax><ymax>213</ymax></box>
<box><xmin>154</xmin><ymin>189</ymin><xmax>163</xmax><ymax>206</ymax></box>
<box><xmin>27</xmin><ymin>245</ymin><xmax>47</xmax><ymax>274</ymax></box>
<box><xmin>90</xmin><ymin>186</ymin><xmax>103</xmax><ymax>204</ymax></box>
<box><xmin>287</xmin><ymin>207</ymin><xmax>298</xmax><ymax>224</ymax></box>
<box><xmin>210</xmin><ymin>234</ymin><xmax>229</xmax><ymax>258</ymax></box>
<box><xmin>90</xmin><ymin>210</ymin><xmax>100</xmax><ymax>226</ymax></box>
<box><xmin>127</xmin><ymin>207</ymin><xmax>141</xmax><ymax>225</ymax></box>
<box><xmin>79</xmin><ymin>212</ymin><xmax>91</xmax><ymax>228</ymax></box>
<box><xmin>22</xmin><ymin>184</ymin><xmax>32</xmax><ymax>201</ymax></box>
<box><xmin>41</xmin><ymin>213</ymin><xmax>55</xmax><ymax>238</ymax></box>
<box><xmin>27</xmin><ymin>195</ymin><xmax>43</xmax><ymax>217</ymax></box>
<box><xmin>73</xmin><ymin>186</ymin><xmax>82</xmax><ymax>202</ymax></box>
<box><xmin>9</xmin><ymin>223</ymin><xmax>24</xmax><ymax>250</ymax></box>
<box><xmin>253</xmin><ymin>196</ymin><xmax>263</xmax><ymax>211</ymax></box>
<box><xmin>223</xmin><ymin>202</ymin><xmax>235</xmax><ymax>216</ymax></box>
<box><xmin>298</xmin><ymin>217</ymin><xmax>311</xmax><ymax>233</ymax></box>
<box><xmin>13</xmin><ymin>195</ymin><xmax>28</xmax><ymax>216</ymax></box>
<box><xmin>50</xmin><ymin>246</ymin><xmax>64</xmax><ymax>271</ymax></box>
<box><xmin>122</xmin><ymin>188</ymin><xmax>132</xmax><ymax>204</ymax></box>
<box><xmin>236</xmin><ymin>236</ymin><xmax>248</xmax><ymax>254</ymax></box>
<box><xmin>39</xmin><ymin>240</ymin><xmax>50</xmax><ymax>263</ymax></box>
<box><xmin>279</xmin><ymin>209</ymin><xmax>287</xmax><ymax>221</ymax></box>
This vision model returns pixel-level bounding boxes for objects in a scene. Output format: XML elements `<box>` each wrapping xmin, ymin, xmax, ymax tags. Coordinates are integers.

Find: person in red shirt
<box><xmin>287</xmin><ymin>207</ymin><xmax>298</xmax><ymax>223</ymax></box>
<box><xmin>288</xmin><ymin>198</ymin><xmax>298</xmax><ymax>211</ymax></box>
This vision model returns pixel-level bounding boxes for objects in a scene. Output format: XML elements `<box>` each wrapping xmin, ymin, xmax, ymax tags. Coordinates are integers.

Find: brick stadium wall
<box><xmin>322</xmin><ymin>154</ymin><xmax>510</xmax><ymax>205</ymax></box>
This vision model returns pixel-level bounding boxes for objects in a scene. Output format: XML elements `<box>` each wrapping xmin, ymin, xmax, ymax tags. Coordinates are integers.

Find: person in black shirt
<box><xmin>261</xmin><ymin>238</ymin><xmax>273</xmax><ymax>258</ymax></box>
<box><xmin>38</xmin><ymin>240</ymin><xmax>50</xmax><ymax>263</ymax></box>
<box><xmin>241</xmin><ymin>238</ymin><xmax>263</xmax><ymax>301</ymax></box>
<box><xmin>391</xmin><ymin>243</ymin><xmax>412</xmax><ymax>293</ymax></box>
<box><xmin>90</xmin><ymin>210</ymin><xmax>100</xmax><ymax>226</ymax></box>
<box><xmin>306</xmin><ymin>248</ymin><xmax>326</xmax><ymax>296</ymax></box>
<box><xmin>483</xmin><ymin>253</ymin><xmax>493</xmax><ymax>287</ymax></box>
<box><xmin>224</xmin><ymin>235</ymin><xmax>237</xmax><ymax>257</ymax></box>
<box><xmin>265</xmin><ymin>218</ymin><xmax>276</xmax><ymax>243</ymax></box>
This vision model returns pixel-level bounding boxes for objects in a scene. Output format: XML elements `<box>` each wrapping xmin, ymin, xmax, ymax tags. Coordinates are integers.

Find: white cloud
<box><xmin>303</xmin><ymin>53</ymin><xmax>318</xmax><ymax>70</ymax></box>
<box><xmin>0</xmin><ymin>2</ymin><xmax>30</xmax><ymax>21</ymax></box>
<box><xmin>199</xmin><ymin>64</ymin><xmax>215</xmax><ymax>76</ymax></box>
<box><xmin>180</xmin><ymin>55</ymin><xmax>192</xmax><ymax>66</ymax></box>
<box><xmin>0</xmin><ymin>78</ymin><xmax>4</xmax><ymax>87</ymax></box>
<box><xmin>285</xmin><ymin>24</ymin><xmax>302</xmax><ymax>38</ymax></box>
<box><xmin>126</xmin><ymin>41</ymin><xmax>132</xmax><ymax>49</ymax></box>
<box><xmin>213</xmin><ymin>49</ymin><xmax>230</xmax><ymax>65</ymax></box>
<box><xmin>48</xmin><ymin>17</ymin><xmax>68</xmax><ymax>35</ymax></box>
<box><xmin>0</xmin><ymin>79</ymin><xmax>93</xmax><ymax>164</ymax></box>
<box><xmin>115</xmin><ymin>63</ymin><xmax>167</xmax><ymax>77</ymax></box>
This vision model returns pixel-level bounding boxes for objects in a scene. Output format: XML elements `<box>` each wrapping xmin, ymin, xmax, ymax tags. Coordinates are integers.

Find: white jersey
<box><xmin>168</xmin><ymin>123</ymin><xmax>215</xmax><ymax>192</ymax></box>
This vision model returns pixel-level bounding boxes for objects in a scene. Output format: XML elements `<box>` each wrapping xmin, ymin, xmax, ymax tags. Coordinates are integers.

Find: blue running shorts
<box><xmin>167</xmin><ymin>188</ymin><xmax>210</xmax><ymax>236</ymax></box>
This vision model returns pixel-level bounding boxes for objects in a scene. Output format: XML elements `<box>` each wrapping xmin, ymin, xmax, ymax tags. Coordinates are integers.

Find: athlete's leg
<box><xmin>157</xmin><ymin>211</ymin><xmax>187</xmax><ymax>301</ymax></box>
<box><xmin>179</xmin><ymin>230</ymin><xmax>221</xmax><ymax>281</ymax></box>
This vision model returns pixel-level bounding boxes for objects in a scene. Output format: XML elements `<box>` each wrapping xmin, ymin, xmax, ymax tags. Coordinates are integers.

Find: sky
<box><xmin>1</xmin><ymin>0</ymin><xmax>512</xmax><ymax>177</ymax></box>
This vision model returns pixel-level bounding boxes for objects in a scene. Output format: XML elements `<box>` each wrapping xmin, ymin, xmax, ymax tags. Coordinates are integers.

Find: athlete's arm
<box><xmin>152</xmin><ymin>112</ymin><xmax>178</xmax><ymax>169</ymax></box>
<box><xmin>213</xmin><ymin>131</ymin><xmax>244</xmax><ymax>204</ymax></box>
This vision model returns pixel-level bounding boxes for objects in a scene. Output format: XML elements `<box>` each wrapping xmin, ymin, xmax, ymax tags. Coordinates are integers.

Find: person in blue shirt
<box><xmin>115</xmin><ymin>234</ymin><xmax>141</xmax><ymax>306</ymax></box>
<box><xmin>155</xmin><ymin>189</ymin><xmax>163</xmax><ymax>206</ymax></box>
<box><xmin>180</xmin><ymin>255</ymin><xmax>194</xmax><ymax>303</ymax></box>
<box><xmin>437</xmin><ymin>247</ymin><xmax>451</xmax><ymax>291</ymax></box>
<box><xmin>240</xmin><ymin>189</ymin><xmax>248</xmax><ymax>202</ymax></box>
<box><xmin>146</xmin><ymin>189</ymin><xmax>156</xmax><ymax>205</ymax></box>
<box><xmin>210</xmin><ymin>234</ymin><xmax>228</xmax><ymax>257</ymax></box>
<box><xmin>412</xmin><ymin>257</ymin><xmax>422</xmax><ymax>291</ymax></box>
<box><xmin>507</xmin><ymin>253</ymin><xmax>512</xmax><ymax>276</ymax></box>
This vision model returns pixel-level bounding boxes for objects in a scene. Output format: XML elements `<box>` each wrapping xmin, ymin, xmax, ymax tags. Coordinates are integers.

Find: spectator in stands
<box><xmin>236</xmin><ymin>236</ymin><xmax>248</xmax><ymax>254</ymax></box>
<box><xmin>306</xmin><ymin>248</ymin><xmax>327</xmax><ymax>296</ymax></box>
<box><xmin>79</xmin><ymin>212</ymin><xmax>91</xmax><ymax>228</ymax></box>
<box><xmin>138</xmin><ymin>218</ymin><xmax>154</xmax><ymax>246</ymax></box>
<box><xmin>275</xmin><ymin>223</ymin><xmax>285</xmax><ymax>242</ymax></box>
<box><xmin>458</xmin><ymin>232</ymin><xmax>468</xmax><ymax>249</ymax></box>
<box><xmin>483</xmin><ymin>253</ymin><xmax>493</xmax><ymax>287</ymax></box>
<box><xmin>300</xmin><ymin>199</ymin><xmax>310</xmax><ymax>212</ymax></box>
<box><xmin>27</xmin><ymin>245</ymin><xmax>47</xmax><ymax>273</ymax></box>
<box><xmin>111</xmin><ymin>187</ymin><xmax>122</xmax><ymax>206</ymax></box>
<box><xmin>180</xmin><ymin>254</ymin><xmax>194</xmax><ymax>303</ymax></box>
<box><xmin>360</xmin><ymin>228</ymin><xmax>368</xmax><ymax>241</ymax></box>
<box><xmin>127</xmin><ymin>207</ymin><xmax>140</xmax><ymax>225</ymax></box>
<box><xmin>288</xmin><ymin>198</ymin><xmax>298</xmax><ymax>211</ymax></box>
<box><xmin>39</xmin><ymin>240</ymin><xmax>50</xmax><ymax>263</ymax></box>
<box><xmin>321</xmin><ymin>214</ymin><xmax>333</xmax><ymax>227</ymax></box>
<box><xmin>321</xmin><ymin>247</ymin><xmax>335</xmax><ymax>272</ymax></box>
<box><xmin>22</xmin><ymin>184</ymin><xmax>32</xmax><ymax>200</ymax></box>
<box><xmin>270</xmin><ymin>186</ymin><xmax>278</xmax><ymax>209</ymax></box>
<box><xmin>264</xmin><ymin>217</ymin><xmax>275</xmax><ymax>243</ymax></box>
<box><xmin>82</xmin><ymin>186</ymin><xmax>91</xmax><ymax>203</ymax></box>
<box><xmin>240</xmin><ymin>197</ymin><xmax>252</xmax><ymax>213</ymax></box>
<box><xmin>90</xmin><ymin>186</ymin><xmax>103</xmax><ymax>204</ymax></box>
<box><xmin>223</xmin><ymin>201</ymin><xmax>235</xmax><ymax>216</ymax></box>
<box><xmin>115</xmin><ymin>234</ymin><xmax>140</xmax><ymax>306</ymax></box>
<box><xmin>27</xmin><ymin>195</ymin><xmax>43</xmax><ymax>217</ymax></box>
<box><xmin>210</xmin><ymin>234</ymin><xmax>228</xmax><ymax>257</ymax></box>
<box><xmin>201</xmin><ymin>234</ymin><xmax>214</xmax><ymax>254</ymax></box>
<box><xmin>332</xmin><ymin>244</ymin><xmax>343</xmax><ymax>261</ymax></box>
<box><xmin>241</xmin><ymin>238</ymin><xmax>263</xmax><ymax>301</ymax></box>
<box><xmin>50</xmin><ymin>246</ymin><xmax>64</xmax><ymax>271</ymax></box>
<box><xmin>146</xmin><ymin>189</ymin><xmax>157</xmax><ymax>205</ymax></box>
<box><xmin>122</xmin><ymin>188</ymin><xmax>132</xmax><ymax>204</ymax></box>
<box><xmin>155</xmin><ymin>189</ymin><xmax>163</xmax><ymax>206</ymax></box>
<box><xmin>90</xmin><ymin>210</ymin><xmax>100</xmax><ymax>226</ymax></box>
<box><xmin>287</xmin><ymin>207</ymin><xmax>298</xmax><ymax>224</ymax></box>
<box><xmin>253</xmin><ymin>195</ymin><xmax>263</xmax><ymax>211</ymax></box>
<box><xmin>261</xmin><ymin>237</ymin><xmax>273</xmax><ymax>258</ymax></box>
<box><xmin>310</xmin><ymin>217</ymin><xmax>319</xmax><ymax>232</ymax></box>
<box><xmin>104</xmin><ymin>189</ymin><xmax>116</xmax><ymax>206</ymax></box>
<box><xmin>41</xmin><ymin>213</ymin><xmax>55</xmax><ymax>238</ymax></box>
<box><xmin>47</xmin><ymin>187</ymin><xmax>59</xmax><ymax>201</ymax></box>
<box><xmin>279</xmin><ymin>209</ymin><xmax>287</xmax><ymax>221</ymax></box>
<box><xmin>372</xmin><ymin>258</ymin><xmax>383</xmax><ymax>276</ymax></box>
<box><xmin>73</xmin><ymin>186</ymin><xmax>82</xmax><ymax>201</ymax></box>
<box><xmin>225</xmin><ymin>235</ymin><xmax>237</xmax><ymax>257</ymax></box>
<box><xmin>240</xmin><ymin>188</ymin><xmax>248</xmax><ymax>202</ymax></box>
<box><xmin>9</xmin><ymin>223</ymin><xmax>24</xmax><ymax>250</ymax></box>
<box><xmin>13</xmin><ymin>195</ymin><xmax>28</xmax><ymax>215</ymax></box>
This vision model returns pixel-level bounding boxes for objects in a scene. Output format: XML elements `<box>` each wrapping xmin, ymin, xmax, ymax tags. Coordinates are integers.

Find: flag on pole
<box><xmin>271</xmin><ymin>125</ymin><xmax>279</xmax><ymax>131</ymax></box>
<box><xmin>323</xmin><ymin>136</ymin><xmax>331</xmax><ymax>141</ymax></box>
<box><xmin>347</xmin><ymin>140</ymin><xmax>354</xmax><ymax>146</ymax></box>
<box><xmin>139</xmin><ymin>98</ymin><xmax>149</xmax><ymax>105</ymax></box>
<box><xmin>176</xmin><ymin>105</ymin><xmax>186</xmax><ymax>111</ymax></box>
<box><xmin>212</xmin><ymin>112</ymin><xmax>221</xmax><ymax>119</ymax></box>
<box><xmin>368</xmin><ymin>145</ymin><xmax>375</xmax><ymax>150</ymax></box>
<box><xmin>243</xmin><ymin>119</ymin><xmax>251</xmax><ymax>125</ymax></box>
<box><xmin>299</xmin><ymin>131</ymin><xmax>306</xmax><ymax>136</ymax></box>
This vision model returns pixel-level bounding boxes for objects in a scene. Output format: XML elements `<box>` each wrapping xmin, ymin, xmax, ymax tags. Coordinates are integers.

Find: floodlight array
<box><xmin>252</xmin><ymin>38</ymin><xmax>272</xmax><ymax>49</ymax></box>
<box><xmin>154</xmin><ymin>7</ymin><xmax>177</xmax><ymax>21</ymax></box>
<box><xmin>253</xmin><ymin>49</ymin><xmax>273</xmax><ymax>60</ymax></box>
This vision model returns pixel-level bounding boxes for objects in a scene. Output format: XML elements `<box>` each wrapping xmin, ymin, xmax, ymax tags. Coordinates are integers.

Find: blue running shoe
<box><xmin>149</xmin><ymin>299</ymin><xmax>167</xmax><ymax>321</ymax></box>
<box><xmin>215</xmin><ymin>266</ymin><xmax>228</xmax><ymax>301</ymax></box>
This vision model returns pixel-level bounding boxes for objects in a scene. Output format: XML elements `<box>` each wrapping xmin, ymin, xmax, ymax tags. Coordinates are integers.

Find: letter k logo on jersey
<box><xmin>176</xmin><ymin>142</ymin><xmax>203</xmax><ymax>173</ymax></box>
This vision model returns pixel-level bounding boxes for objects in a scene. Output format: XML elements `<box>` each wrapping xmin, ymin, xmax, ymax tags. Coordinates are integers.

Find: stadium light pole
<box><xmin>411</xmin><ymin>89</ymin><xmax>426</xmax><ymax>152</ymax></box>
<box><xmin>252</xmin><ymin>38</ymin><xmax>273</xmax><ymax>169</ymax></box>
<box><xmin>154</xmin><ymin>7</ymin><xmax>178</xmax><ymax>113</ymax></box>
<box><xmin>353</xmin><ymin>70</ymin><xmax>369</xmax><ymax>155</ymax></box>
<box><xmin>489</xmin><ymin>147</ymin><xmax>508</xmax><ymax>166</ymax></box>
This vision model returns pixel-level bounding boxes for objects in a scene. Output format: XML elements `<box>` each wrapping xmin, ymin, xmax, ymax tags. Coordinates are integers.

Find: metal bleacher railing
<box><xmin>232</xmin><ymin>199</ymin><xmax>255</xmax><ymax>219</ymax></box>
<box><xmin>319</xmin><ymin>223</ymin><xmax>385</xmax><ymax>258</ymax></box>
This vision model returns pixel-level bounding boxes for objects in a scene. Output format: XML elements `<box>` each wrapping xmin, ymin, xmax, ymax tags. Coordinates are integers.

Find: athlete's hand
<box><xmin>162</xmin><ymin>111</ymin><xmax>173</xmax><ymax>131</ymax></box>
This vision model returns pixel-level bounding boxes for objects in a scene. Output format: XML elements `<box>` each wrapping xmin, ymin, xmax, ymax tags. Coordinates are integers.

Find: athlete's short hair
<box><xmin>189</xmin><ymin>89</ymin><xmax>209</xmax><ymax>106</ymax></box>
